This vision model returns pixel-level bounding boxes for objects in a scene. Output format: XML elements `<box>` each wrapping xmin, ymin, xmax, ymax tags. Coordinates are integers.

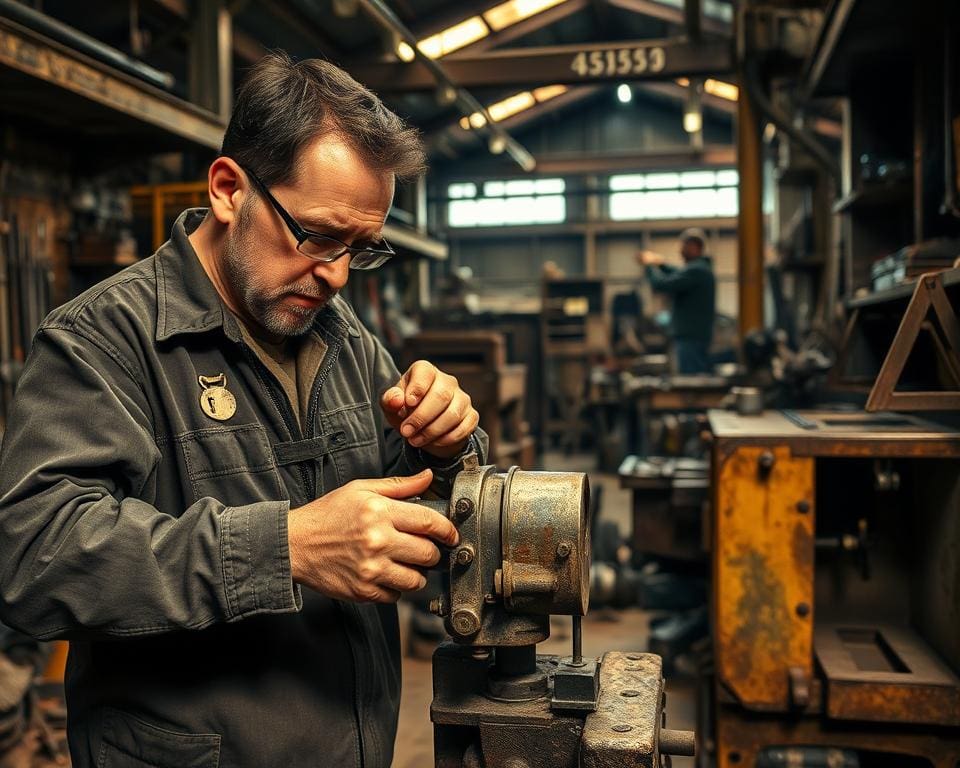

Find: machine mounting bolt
<box><xmin>612</xmin><ymin>724</ymin><xmax>633</xmax><ymax>733</ymax></box>
<box><xmin>453</xmin><ymin>498</ymin><xmax>474</xmax><ymax>520</ymax></box>
<box><xmin>455</xmin><ymin>546</ymin><xmax>475</xmax><ymax>566</ymax></box>
<box><xmin>795</xmin><ymin>602</ymin><xmax>811</xmax><ymax>618</ymax></box>
<box><xmin>758</xmin><ymin>451</ymin><xmax>776</xmax><ymax>473</ymax></box>
<box><xmin>796</xmin><ymin>500</ymin><xmax>810</xmax><ymax>514</ymax></box>
<box><xmin>451</xmin><ymin>608</ymin><xmax>481</xmax><ymax>636</ymax></box>
<box><xmin>556</xmin><ymin>541</ymin><xmax>572</xmax><ymax>559</ymax></box>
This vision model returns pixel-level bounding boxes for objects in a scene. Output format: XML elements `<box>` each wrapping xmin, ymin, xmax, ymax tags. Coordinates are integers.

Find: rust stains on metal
<box><xmin>714</xmin><ymin>446</ymin><xmax>815</xmax><ymax>710</ymax></box>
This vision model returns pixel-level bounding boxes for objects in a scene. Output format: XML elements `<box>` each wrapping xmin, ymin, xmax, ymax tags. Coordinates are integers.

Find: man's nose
<box><xmin>311</xmin><ymin>255</ymin><xmax>350</xmax><ymax>290</ymax></box>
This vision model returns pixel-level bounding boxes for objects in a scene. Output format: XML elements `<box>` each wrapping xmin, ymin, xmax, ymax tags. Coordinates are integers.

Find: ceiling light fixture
<box><xmin>483</xmin><ymin>0</ymin><xmax>568</xmax><ymax>32</ymax></box>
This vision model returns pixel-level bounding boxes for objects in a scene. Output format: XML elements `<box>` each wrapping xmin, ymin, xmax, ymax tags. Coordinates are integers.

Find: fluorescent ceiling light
<box><xmin>459</xmin><ymin>85</ymin><xmax>567</xmax><ymax>130</ymax></box>
<box><xmin>483</xmin><ymin>0</ymin><xmax>568</xmax><ymax>32</ymax></box>
<box><xmin>617</xmin><ymin>83</ymin><xmax>632</xmax><ymax>103</ymax></box>
<box><xmin>677</xmin><ymin>77</ymin><xmax>739</xmax><ymax>101</ymax></box>
<box><xmin>532</xmin><ymin>84</ymin><xmax>568</xmax><ymax>101</ymax></box>
<box><xmin>397</xmin><ymin>16</ymin><xmax>489</xmax><ymax>61</ymax></box>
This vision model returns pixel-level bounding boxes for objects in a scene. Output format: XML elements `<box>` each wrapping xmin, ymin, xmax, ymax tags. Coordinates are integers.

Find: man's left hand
<box><xmin>381</xmin><ymin>361</ymin><xmax>479</xmax><ymax>459</ymax></box>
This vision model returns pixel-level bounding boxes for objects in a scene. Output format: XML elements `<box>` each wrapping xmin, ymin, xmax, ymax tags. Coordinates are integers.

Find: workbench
<box><xmin>706</xmin><ymin>409</ymin><xmax>960</xmax><ymax>767</ymax></box>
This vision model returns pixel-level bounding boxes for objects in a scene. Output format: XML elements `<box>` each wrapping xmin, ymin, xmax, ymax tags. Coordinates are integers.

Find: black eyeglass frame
<box><xmin>241</xmin><ymin>165</ymin><xmax>395</xmax><ymax>270</ymax></box>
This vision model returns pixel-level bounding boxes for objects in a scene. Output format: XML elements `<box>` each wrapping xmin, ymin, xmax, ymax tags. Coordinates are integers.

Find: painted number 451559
<box><xmin>570</xmin><ymin>47</ymin><xmax>667</xmax><ymax>78</ymax></box>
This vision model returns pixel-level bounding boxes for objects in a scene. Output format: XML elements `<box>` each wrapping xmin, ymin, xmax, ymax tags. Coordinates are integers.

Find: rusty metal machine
<box><xmin>422</xmin><ymin>458</ymin><xmax>695</xmax><ymax>768</ymax></box>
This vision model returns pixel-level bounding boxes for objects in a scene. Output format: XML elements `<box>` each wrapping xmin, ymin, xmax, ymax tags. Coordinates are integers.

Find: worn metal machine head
<box><xmin>429</xmin><ymin>461</ymin><xmax>590</xmax><ymax>646</ymax></box>
<box><xmin>426</xmin><ymin>460</ymin><xmax>696</xmax><ymax>768</ymax></box>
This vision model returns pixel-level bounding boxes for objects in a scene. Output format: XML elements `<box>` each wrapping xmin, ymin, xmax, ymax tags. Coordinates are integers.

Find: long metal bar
<box><xmin>355</xmin><ymin>0</ymin><xmax>536</xmax><ymax>172</ymax></box>
<box><xmin>684</xmin><ymin>0</ymin><xmax>701</xmax><ymax>41</ymax></box>
<box><xmin>0</xmin><ymin>0</ymin><xmax>174</xmax><ymax>89</ymax></box>
<box><xmin>351</xmin><ymin>37</ymin><xmax>733</xmax><ymax>91</ymax></box>
<box><xmin>736</xmin><ymin>69</ymin><xmax>764</xmax><ymax>339</ymax></box>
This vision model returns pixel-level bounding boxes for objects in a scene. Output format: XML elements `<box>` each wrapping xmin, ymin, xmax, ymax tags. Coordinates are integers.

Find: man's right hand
<box><xmin>287</xmin><ymin>468</ymin><xmax>457</xmax><ymax>604</ymax></box>
<box><xmin>636</xmin><ymin>249</ymin><xmax>665</xmax><ymax>266</ymax></box>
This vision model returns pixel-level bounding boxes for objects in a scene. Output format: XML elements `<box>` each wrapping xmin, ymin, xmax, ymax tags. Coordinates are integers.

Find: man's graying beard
<box><xmin>223</xmin><ymin>198</ymin><xmax>336</xmax><ymax>337</ymax></box>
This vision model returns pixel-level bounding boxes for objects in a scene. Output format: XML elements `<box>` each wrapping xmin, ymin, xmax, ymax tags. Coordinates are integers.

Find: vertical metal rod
<box><xmin>572</xmin><ymin>615</ymin><xmax>582</xmax><ymax>665</ymax></box>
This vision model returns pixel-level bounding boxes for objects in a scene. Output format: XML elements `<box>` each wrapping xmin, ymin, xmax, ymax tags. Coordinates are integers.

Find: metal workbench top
<box><xmin>707</xmin><ymin>409</ymin><xmax>960</xmax><ymax>458</ymax></box>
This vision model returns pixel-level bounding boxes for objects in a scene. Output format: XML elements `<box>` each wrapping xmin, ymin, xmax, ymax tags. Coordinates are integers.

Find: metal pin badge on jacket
<box><xmin>198</xmin><ymin>373</ymin><xmax>237</xmax><ymax>421</ymax></box>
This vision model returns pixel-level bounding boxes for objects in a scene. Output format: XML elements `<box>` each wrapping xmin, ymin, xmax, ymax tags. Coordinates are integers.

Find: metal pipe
<box><xmin>942</xmin><ymin>0</ymin><xmax>960</xmax><ymax>218</ymax></box>
<box><xmin>572</xmin><ymin>615</ymin><xmax>583</xmax><ymax>665</ymax></box>
<box><xmin>736</xmin><ymin>3</ymin><xmax>838</xmax><ymax>186</ymax></box>
<box><xmin>0</xmin><ymin>0</ymin><xmax>174</xmax><ymax>90</ymax></box>
<box><xmin>355</xmin><ymin>0</ymin><xmax>536</xmax><ymax>172</ymax></box>
<box><xmin>684</xmin><ymin>0</ymin><xmax>701</xmax><ymax>42</ymax></box>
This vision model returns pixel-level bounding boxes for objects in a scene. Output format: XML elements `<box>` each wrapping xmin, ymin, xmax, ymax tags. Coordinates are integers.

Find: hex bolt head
<box><xmin>453</xmin><ymin>498</ymin><xmax>474</xmax><ymax>521</ymax></box>
<box><xmin>556</xmin><ymin>541</ymin><xmax>572</xmax><ymax>559</ymax></box>
<box><xmin>612</xmin><ymin>724</ymin><xmax>633</xmax><ymax>733</ymax></box>
<box><xmin>455</xmin><ymin>546</ymin><xmax>475</xmax><ymax>566</ymax></box>
<box><xmin>758</xmin><ymin>451</ymin><xmax>776</xmax><ymax>472</ymax></box>
<box><xmin>451</xmin><ymin>608</ymin><xmax>481</xmax><ymax>636</ymax></box>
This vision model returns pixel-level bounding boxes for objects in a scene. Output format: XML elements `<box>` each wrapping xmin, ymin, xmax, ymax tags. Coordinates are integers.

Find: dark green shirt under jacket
<box><xmin>0</xmin><ymin>209</ymin><xmax>486</xmax><ymax>768</ymax></box>
<box><xmin>646</xmin><ymin>256</ymin><xmax>716</xmax><ymax>344</ymax></box>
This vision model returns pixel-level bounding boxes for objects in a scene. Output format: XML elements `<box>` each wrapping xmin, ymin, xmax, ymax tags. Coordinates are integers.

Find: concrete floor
<box><xmin>392</xmin><ymin>453</ymin><xmax>698</xmax><ymax>767</ymax></box>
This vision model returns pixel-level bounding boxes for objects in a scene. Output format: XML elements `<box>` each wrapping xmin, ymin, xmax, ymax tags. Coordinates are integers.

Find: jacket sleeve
<box><xmin>646</xmin><ymin>264</ymin><xmax>696</xmax><ymax>294</ymax></box>
<box><xmin>361</xmin><ymin>327</ymin><xmax>488</xmax><ymax>497</ymax></box>
<box><xmin>0</xmin><ymin>326</ymin><xmax>300</xmax><ymax>641</ymax></box>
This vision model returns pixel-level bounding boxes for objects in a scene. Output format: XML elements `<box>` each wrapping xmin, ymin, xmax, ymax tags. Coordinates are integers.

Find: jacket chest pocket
<box><xmin>179</xmin><ymin>424</ymin><xmax>284</xmax><ymax>506</ymax></box>
<box><xmin>320</xmin><ymin>402</ymin><xmax>381</xmax><ymax>487</ymax></box>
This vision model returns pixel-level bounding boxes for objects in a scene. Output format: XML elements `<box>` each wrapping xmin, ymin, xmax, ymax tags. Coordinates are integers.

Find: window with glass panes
<box><xmin>608</xmin><ymin>169</ymin><xmax>738</xmax><ymax>221</ymax></box>
<box><xmin>447</xmin><ymin>178</ymin><xmax>566</xmax><ymax>227</ymax></box>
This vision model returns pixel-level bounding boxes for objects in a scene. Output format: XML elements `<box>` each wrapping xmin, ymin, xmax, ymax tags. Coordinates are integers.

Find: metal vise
<box><xmin>424</xmin><ymin>458</ymin><xmax>696</xmax><ymax>768</ymax></box>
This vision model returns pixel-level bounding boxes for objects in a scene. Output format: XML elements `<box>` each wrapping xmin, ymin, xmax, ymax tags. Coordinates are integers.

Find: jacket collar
<box><xmin>154</xmin><ymin>208</ymin><xmax>359</xmax><ymax>343</ymax></box>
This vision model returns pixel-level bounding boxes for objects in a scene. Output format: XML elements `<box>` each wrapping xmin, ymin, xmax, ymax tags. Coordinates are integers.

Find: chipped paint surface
<box><xmin>714</xmin><ymin>446</ymin><xmax>815</xmax><ymax>710</ymax></box>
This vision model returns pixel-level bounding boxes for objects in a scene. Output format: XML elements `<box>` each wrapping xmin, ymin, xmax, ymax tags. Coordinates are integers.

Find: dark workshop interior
<box><xmin>0</xmin><ymin>0</ymin><xmax>958</xmax><ymax>766</ymax></box>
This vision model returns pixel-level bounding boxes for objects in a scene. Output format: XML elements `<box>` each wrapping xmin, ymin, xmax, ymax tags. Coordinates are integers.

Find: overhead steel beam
<box><xmin>356</xmin><ymin>0</ymin><xmax>536</xmax><ymax>171</ymax></box>
<box><xmin>605</xmin><ymin>0</ymin><xmax>730</xmax><ymax>35</ymax></box>
<box><xmin>425</xmin><ymin>85</ymin><xmax>602</xmax><ymax>156</ymax></box>
<box><xmin>435</xmin><ymin>146</ymin><xmax>737</xmax><ymax>177</ymax></box>
<box><xmin>351</xmin><ymin>36</ymin><xmax>732</xmax><ymax>91</ymax></box>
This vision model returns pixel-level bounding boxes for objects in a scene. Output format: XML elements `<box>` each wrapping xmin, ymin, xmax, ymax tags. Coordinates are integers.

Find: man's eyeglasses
<box><xmin>241</xmin><ymin>165</ymin><xmax>394</xmax><ymax>270</ymax></box>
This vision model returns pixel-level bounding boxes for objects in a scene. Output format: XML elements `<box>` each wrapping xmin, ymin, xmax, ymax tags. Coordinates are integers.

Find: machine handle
<box><xmin>659</xmin><ymin>728</ymin><xmax>697</xmax><ymax>757</ymax></box>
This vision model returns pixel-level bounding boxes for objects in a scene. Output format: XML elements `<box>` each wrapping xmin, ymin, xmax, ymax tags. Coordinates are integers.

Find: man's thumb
<box><xmin>362</xmin><ymin>469</ymin><xmax>433</xmax><ymax>499</ymax></box>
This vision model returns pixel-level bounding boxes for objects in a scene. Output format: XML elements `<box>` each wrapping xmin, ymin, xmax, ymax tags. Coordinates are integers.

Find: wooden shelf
<box><xmin>832</xmin><ymin>183</ymin><xmax>912</xmax><ymax>214</ymax></box>
<box><xmin>802</xmin><ymin>0</ymin><xmax>918</xmax><ymax>99</ymax></box>
<box><xmin>0</xmin><ymin>15</ymin><xmax>224</xmax><ymax>152</ymax></box>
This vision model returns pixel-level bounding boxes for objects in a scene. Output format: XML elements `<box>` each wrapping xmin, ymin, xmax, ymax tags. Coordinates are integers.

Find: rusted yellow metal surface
<box><xmin>713</xmin><ymin>445</ymin><xmax>815</xmax><ymax>711</ymax></box>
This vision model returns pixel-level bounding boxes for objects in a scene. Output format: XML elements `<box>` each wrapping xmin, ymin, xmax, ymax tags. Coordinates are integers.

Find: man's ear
<box><xmin>207</xmin><ymin>157</ymin><xmax>248</xmax><ymax>225</ymax></box>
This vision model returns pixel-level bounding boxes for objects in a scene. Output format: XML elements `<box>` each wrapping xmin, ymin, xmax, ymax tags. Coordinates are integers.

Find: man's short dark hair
<box><xmin>221</xmin><ymin>52</ymin><xmax>427</xmax><ymax>186</ymax></box>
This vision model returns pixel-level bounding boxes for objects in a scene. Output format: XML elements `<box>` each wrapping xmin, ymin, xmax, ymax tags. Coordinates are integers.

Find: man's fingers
<box><xmin>390</xmin><ymin>501</ymin><xmax>459</xmax><ymax>546</ymax></box>
<box><xmin>400</xmin><ymin>377</ymin><xmax>458</xmax><ymax>438</ymax></box>
<box><xmin>389</xmin><ymin>532</ymin><xmax>443</xmax><ymax>569</ymax></box>
<box><xmin>381</xmin><ymin>386</ymin><xmax>405</xmax><ymax>412</ymax></box>
<box><xmin>354</xmin><ymin>469</ymin><xmax>433</xmax><ymax>499</ymax></box>
<box><xmin>422</xmin><ymin>409</ymin><xmax>480</xmax><ymax>448</ymax></box>
<box><xmin>406</xmin><ymin>392</ymin><xmax>472</xmax><ymax>448</ymax></box>
<box><xmin>378</xmin><ymin>564</ymin><xmax>429</xmax><ymax>594</ymax></box>
<box><xmin>401</xmin><ymin>360</ymin><xmax>437</xmax><ymax>409</ymax></box>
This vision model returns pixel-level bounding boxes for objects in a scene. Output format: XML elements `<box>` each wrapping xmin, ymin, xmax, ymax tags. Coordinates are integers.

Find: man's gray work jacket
<box><xmin>0</xmin><ymin>209</ymin><xmax>485</xmax><ymax>768</ymax></box>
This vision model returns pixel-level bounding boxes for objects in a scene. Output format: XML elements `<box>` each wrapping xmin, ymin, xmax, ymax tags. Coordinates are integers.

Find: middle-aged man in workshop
<box><xmin>0</xmin><ymin>53</ymin><xmax>486</xmax><ymax>768</ymax></box>
<box><xmin>636</xmin><ymin>227</ymin><xmax>716</xmax><ymax>374</ymax></box>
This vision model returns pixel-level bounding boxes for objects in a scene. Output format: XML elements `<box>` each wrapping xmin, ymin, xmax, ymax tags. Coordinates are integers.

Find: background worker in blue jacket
<box><xmin>637</xmin><ymin>227</ymin><xmax>717</xmax><ymax>374</ymax></box>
